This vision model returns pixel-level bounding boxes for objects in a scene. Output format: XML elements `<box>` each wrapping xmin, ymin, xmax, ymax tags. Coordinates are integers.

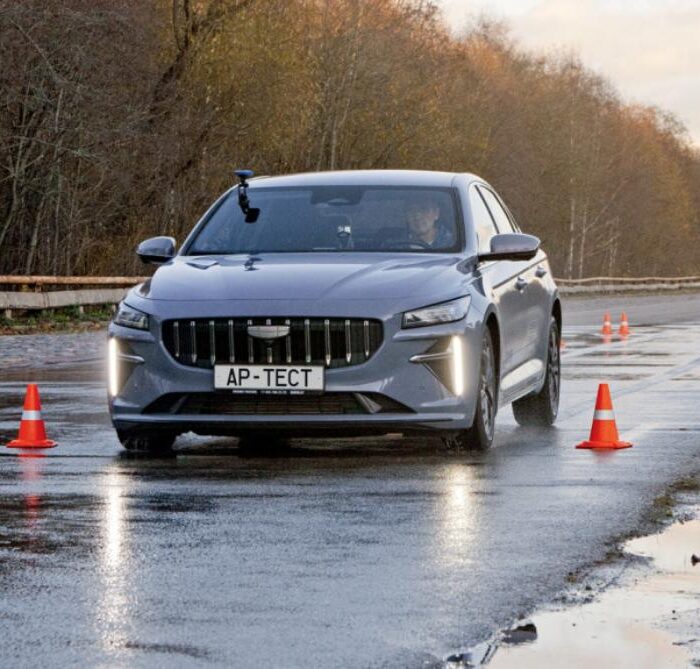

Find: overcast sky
<box><xmin>436</xmin><ymin>0</ymin><xmax>700</xmax><ymax>146</ymax></box>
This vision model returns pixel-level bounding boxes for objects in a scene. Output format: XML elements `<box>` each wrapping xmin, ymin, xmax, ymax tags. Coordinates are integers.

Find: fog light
<box><xmin>451</xmin><ymin>335</ymin><xmax>465</xmax><ymax>396</ymax></box>
<box><xmin>108</xmin><ymin>338</ymin><xmax>118</xmax><ymax>397</ymax></box>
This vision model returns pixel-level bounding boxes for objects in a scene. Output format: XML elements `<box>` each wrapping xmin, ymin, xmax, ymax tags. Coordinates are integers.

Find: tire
<box><xmin>512</xmin><ymin>316</ymin><xmax>560</xmax><ymax>427</ymax></box>
<box><xmin>442</xmin><ymin>328</ymin><xmax>498</xmax><ymax>451</ymax></box>
<box><xmin>117</xmin><ymin>430</ymin><xmax>176</xmax><ymax>455</ymax></box>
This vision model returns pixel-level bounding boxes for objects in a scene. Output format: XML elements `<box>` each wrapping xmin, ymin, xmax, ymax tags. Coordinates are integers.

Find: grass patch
<box><xmin>649</xmin><ymin>492</ymin><xmax>677</xmax><ymax>523</ymax></box>
<box><xmin>669</xmin><ymin>476</ymin><xmax>700</xmax><ymax>494</ymax></box>
<box><xmin>601</xmin><ymin>546</ymin><xmax>626</xmax><ymax>564</ymax></box>
<box><xmin>0</xmin><ymin>305</ymin><xmax>113</xmax><ymax>335</ymax></box>
<box><xmin>647</xmin><ymin>475</ymin><xmax>700</xmax><ymax>525</ymax></box>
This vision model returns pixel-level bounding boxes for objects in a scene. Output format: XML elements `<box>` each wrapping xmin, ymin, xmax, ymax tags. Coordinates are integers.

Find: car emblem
<box><xmin>246</xmin><ymin>325</ymin><xmax>290</xmax><ymax>340</ymax></box>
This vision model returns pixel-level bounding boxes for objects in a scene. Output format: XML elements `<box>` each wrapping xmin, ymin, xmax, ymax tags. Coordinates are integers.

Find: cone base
<box><xmin>7</xmin><ymin>439</ymin><xmax>57</xmax><ymax>449</ymax></box>
<box><xmin>576</xmin><ymin>439</ymin><xmax>632</xmax><ymax>450</ymax></box>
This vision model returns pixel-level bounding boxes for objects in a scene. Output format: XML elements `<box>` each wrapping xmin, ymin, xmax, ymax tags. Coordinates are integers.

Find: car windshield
<box><xmin>186</xmin><ymin>186</ymin><xmax>461</xmax><ymax>254</ymax></box>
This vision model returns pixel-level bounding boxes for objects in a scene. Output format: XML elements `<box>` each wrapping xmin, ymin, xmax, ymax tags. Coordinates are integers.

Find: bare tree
<box><xmin>0</xmin><ymin>0</ymin><xmax>697</xmax><ymax>277</ymax></box>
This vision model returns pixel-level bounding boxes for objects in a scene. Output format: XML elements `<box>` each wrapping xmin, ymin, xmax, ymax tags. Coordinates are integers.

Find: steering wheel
<box><xmin>387</xmin><ymin>239</ymin><xmax>431</xmax><ymax>250</ymax></box>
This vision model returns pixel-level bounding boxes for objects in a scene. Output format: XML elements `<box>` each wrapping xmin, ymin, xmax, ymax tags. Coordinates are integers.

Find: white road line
<box><xmin>559</xmin><ymin>354</ymin><xmax>700</xmax><ymax>421</ymax></box>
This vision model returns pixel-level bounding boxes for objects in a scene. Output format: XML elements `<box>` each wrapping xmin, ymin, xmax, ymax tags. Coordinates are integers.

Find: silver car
<box><xmin>108</xmin><ymin>170</ymin><xmax>561</xmax><ymax>453</ymax></box>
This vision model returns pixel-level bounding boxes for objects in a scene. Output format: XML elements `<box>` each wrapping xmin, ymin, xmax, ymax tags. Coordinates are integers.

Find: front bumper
<box><xmin>108</xmin><ymin>308</ymin><xmax>484</xmax><ymax>438</ymax></box>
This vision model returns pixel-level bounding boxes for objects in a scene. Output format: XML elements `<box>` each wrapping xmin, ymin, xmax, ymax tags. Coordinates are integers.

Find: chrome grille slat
<box><xmin>209</xmin><ymin>320</ymin><xmax>216</xmax><ymax>366</ymax></box>
<box><xmin>247</xmin><ymin>319</ymin><xmax>254</xmax><ymax>364</ymax></box>
<box><xmin>228</xmin><ymin>319</ymin><xmax>235</xmax><ymax>363</ymax></box>
<box><xmin>285</xmin><ymin>319</ymin><xmax>292</xmax><ymax>364</ymax></box>
<box><xmin>162</xmin><ymin>318</ymin><xmax>382</xmax><ymax>369</ymax></box>
<box><xmin>324</xmin><ymin>319</ymin><xmax>331</xmax><ymax>366</ymax></box>
<box><xmin>364</xmin><ymin>320</ymin><xmax>370</xmax><ymax>359</ymax></box>
<box><xmin>265</xmin><ymin>319</ymin><xmax>273</xmax><ymax>364</ymax></box>
<box><xmin>344</xmin><ymin>319</ymin><xmax>352</xmax><ymax>363</ymax></box>
<box><xmin>190</xmin><ymin>320</ymin><xmax>197</xmax><ymax>364</ymax></box>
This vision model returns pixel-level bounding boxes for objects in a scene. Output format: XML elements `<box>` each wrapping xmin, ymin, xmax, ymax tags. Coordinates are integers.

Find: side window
<box><xmin>469</xmin><ymin>187</ymin><xmax>498</xmax><ymax>254</ymax></box>
<box><xmin>478</xmin><ymin>187</ymin><xmax>515</xmax><ymax>233</ymax></box>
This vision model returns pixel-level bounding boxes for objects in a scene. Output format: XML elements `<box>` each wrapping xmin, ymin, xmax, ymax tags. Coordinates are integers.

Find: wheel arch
<box><xmin>484</xmin><ymin>311</ymin><xmax>501</xmax><ymax>387</ymax></box>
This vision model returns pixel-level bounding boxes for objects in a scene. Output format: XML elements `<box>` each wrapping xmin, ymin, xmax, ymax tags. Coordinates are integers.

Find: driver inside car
<box><xmin>405</xmin><ymin>197</ymin><xmax>454</xmax><ymax>248</ymax></box>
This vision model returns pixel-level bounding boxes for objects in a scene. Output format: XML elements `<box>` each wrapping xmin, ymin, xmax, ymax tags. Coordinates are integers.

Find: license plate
<box><xmin>214</xmin><ymin>365</ymin><xmax>325</xmax><ymax>392</ymax></box>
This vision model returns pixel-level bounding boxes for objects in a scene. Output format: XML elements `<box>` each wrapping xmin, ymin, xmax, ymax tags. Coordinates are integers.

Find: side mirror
<box><xmin>478</xmin><ymin>233</ymin><xmax>540</xmax><ymax>262</ymax></box>
<box><xmin>137</xmin><ymin>236</ymin><xmax>176</xmax><ymax>265</ymax></box>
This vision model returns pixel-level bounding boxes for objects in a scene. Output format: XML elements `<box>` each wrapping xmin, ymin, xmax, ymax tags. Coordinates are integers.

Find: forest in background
<box><xmin>1</xmin><ymin>0</ymin><xmax>699</xmax><ymax>278</ymax></box>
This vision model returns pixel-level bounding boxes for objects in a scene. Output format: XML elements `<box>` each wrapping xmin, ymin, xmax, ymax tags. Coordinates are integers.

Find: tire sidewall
<box><xmin>468</xmin><ymin>328</ymin><xmax>497</xmax><ymax>450</ymax></box>
<box><xmin>544</xmin><ymin>317</ymin><xmax>560</xmax><ymax>423</ymax></box>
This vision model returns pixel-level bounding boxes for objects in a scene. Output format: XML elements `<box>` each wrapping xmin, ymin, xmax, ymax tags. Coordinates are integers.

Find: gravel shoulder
<box><xmin>0</xmin><ymin>331</ymin><xmax>105</xmax><ymax>370</ymax></box>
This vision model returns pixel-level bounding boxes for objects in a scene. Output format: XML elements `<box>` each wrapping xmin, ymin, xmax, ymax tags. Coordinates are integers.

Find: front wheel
<box><xmin>512</xmin><ymin>316</ymin><xmax>560</xmax><ymax>426</ymax></box>
<box><xmin>442</xmin><ymin>328</ymin><xmax>497</xmax><ymax>451</ymax></box>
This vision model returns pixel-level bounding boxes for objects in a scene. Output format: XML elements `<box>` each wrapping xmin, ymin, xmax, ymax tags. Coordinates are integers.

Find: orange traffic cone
<box><xmin>619</xmin><ymin>312</ymin><xmax>630</xmax><ymax>336</ymax></box>
<box><xmin>601</xmin><ymin>311</ymin><xmax>613</xmax><ymax>335</ymax></box>
<box><xmin>6</xmin><ymin>384</ymin><xmax>57</xmax><ymax>449</ymax></box>
<box><xmin>576</xmin><ymin>383</ymin><xmax>632</xmax><ymax>450</ymax></box>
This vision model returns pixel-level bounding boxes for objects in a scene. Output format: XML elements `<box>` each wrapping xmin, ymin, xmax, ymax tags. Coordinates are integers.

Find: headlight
<box><xmin>113</xmin><ymin>303</ymin><xmax>149</xmax><ymax>330</ymax></box>
<box><xmin>402</xmin><ymin>296</ymin><xmax>471</xmax><ymax>329</ymax></box>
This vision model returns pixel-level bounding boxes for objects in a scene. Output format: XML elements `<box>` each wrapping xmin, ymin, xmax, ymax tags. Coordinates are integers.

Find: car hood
<box><xmin>138</xmin><ymin>253</ymin><xmax>469</xmax><ymax>304</ymax></box>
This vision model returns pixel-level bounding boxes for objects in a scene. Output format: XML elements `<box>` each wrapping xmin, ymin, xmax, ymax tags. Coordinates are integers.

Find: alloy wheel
<box><xmin>480</xmin><ymin>338</ymin><xmax>496</xmax><ymax>441</ymax></box>
<box><xmin>548</xmin><ymin>326</ymin><xmax>560</xmax><ymax>417</ymax></box>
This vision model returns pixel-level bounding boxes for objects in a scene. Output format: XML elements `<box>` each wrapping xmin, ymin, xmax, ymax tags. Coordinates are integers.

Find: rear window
<box><xmin>186</xmin><ymin>186</ymin><xmax>462</xmax><ymax>254</ymax></box>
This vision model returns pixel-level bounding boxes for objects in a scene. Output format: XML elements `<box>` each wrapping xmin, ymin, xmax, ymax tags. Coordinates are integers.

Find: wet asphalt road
<box><xmin>1</xmin><ymin>296</ymin><xmax>700</xmax><ymax>668</ymax></box>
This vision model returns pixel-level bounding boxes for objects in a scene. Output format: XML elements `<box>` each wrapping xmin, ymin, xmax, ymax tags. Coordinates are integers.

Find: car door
<box><xmin>468</xmin><ymin>185</ymin><xmax>522</xmax><ymax>381</ymax></box>
<box><xmin>478</xmin><ymin>186</ymin><xmax>547</xmax><ymax>385</ymax></box>
<box><xmin>499</xmin><ymin>194</ymin><xmax>552</xmax><ymax>367</ymax></box>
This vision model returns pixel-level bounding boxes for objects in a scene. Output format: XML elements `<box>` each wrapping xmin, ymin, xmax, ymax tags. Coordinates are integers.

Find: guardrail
<box><xmin>557</xmin><ymin>276</ymin><xmax>700</xmax><ymax>294</ymax></box>
<box><xmin>0</xmin><ymin>275</ymin><xmax>147</xmax><ymax>318</ymax></box>
<box><xmin>2</xmin><ymin>274</ymin><xmax>700</xmax><ymax>318</ymax></box>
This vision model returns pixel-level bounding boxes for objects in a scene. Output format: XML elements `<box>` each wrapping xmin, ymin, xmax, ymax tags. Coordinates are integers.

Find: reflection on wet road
<box><xmin>1</xmin><ymin>321</ymin><xmax>700</xmax><ymax>667</ymax></box>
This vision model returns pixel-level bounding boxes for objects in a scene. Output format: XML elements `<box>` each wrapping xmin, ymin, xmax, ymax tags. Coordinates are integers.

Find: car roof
<box><xmin>248</xmin><ymin>169</ymin><xmax>481</xmax><ymax>188</ymax></box>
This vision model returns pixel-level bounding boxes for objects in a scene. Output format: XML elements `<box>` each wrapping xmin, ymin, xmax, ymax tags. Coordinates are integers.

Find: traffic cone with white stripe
<box><xmin>601</xmin><ymin>312</ymin><xmax>613</xmax><ymax>335</ymax></box>
<box><xmin>619</xmin><ymin>312</ymin><xmax>630</xmax><ymax>337</ymax></box>
<box><xmin>6</xmin><ymin>384</ymin><xmax>57</xmax><ymax>449</ymax></box>
<box><xmin>576</xmin><ymin>383</ymin><xmax>632</xmax><ymax>450</ymax></box>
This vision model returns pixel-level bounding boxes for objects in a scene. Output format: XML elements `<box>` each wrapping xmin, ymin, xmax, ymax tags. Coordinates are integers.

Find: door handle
<box><xmin>515</xmin><ymin>277</ymin><xmax>528</xmax><ymax>291</ymax></box>
<box><xmin>535</xmin><ymin>265</ymin><xmax>548</xmax><ymax>278</ymax></box>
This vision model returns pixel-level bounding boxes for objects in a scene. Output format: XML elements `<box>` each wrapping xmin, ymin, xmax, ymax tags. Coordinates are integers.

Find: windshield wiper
<box><xmin>234</xmin><ymin>169</ymin><xmax>260</xmax><ymax>223</ymax></box>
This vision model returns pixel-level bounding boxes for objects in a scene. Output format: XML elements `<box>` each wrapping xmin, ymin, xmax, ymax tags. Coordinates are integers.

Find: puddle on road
<box><xmin>0</xmin><ymin>467</ymin><xmax>101</xmax><ymax>563</ymax></box>
<box><xmin>450</xmin><ymin>511</ymin><xmax>700</xmax><ymax>668</ymax></box>
<box><xmin>0</xmin><ymin>457</ymin><xmax>107</xmax><ymax>564</ymax></box>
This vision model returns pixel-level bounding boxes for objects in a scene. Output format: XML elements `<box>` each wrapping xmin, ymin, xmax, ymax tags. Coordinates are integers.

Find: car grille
<box><xmin>143</xmin><ymin>392</ymin><xmax>412</xmax><ymax>416</ymax></box>
<box><xmin>161</xmin><ymin>317</ymin><xmax>383</xmax><ymax>369</ymax></box>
